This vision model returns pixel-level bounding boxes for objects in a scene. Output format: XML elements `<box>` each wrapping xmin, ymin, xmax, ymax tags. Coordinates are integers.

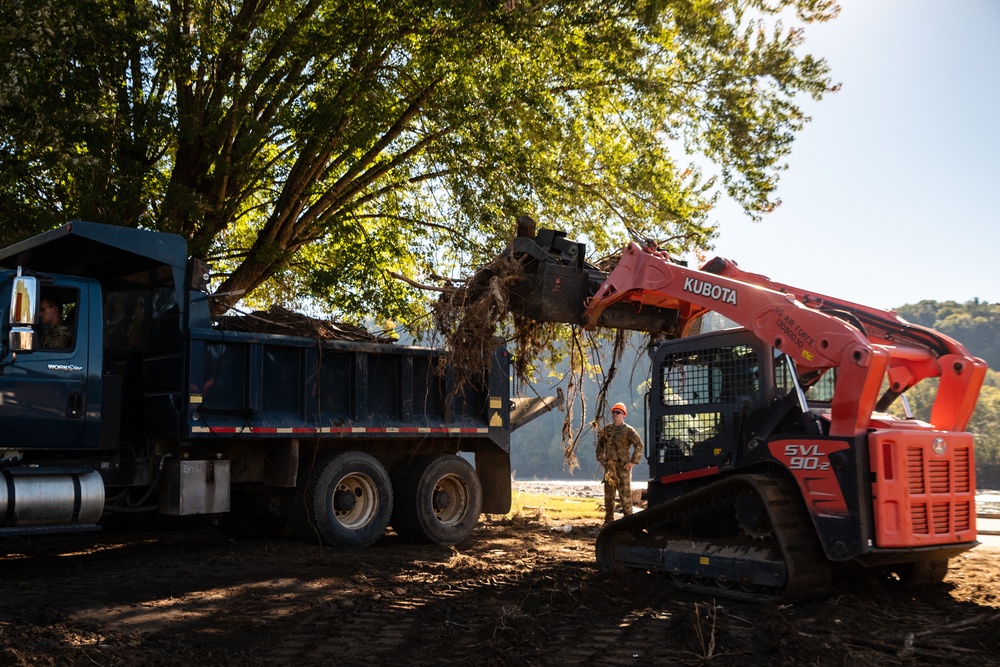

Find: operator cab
<box><xmin>647</xmin><ymin>328</ymin><xmax>827</xmax><ymax>504</ymax></box>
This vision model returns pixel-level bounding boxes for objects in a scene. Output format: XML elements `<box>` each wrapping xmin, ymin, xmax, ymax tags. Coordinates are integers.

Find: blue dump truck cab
<box><xmin>0</xmin><ymin>221</ymin><xmax>543</xmax><ymax>547</ymax></box>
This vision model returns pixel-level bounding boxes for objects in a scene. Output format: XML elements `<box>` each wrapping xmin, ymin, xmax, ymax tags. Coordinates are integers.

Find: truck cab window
<box><xmin>38</xmin><ymin>289</ymin><xmax>78</xmax><ymax>350</ymax></box>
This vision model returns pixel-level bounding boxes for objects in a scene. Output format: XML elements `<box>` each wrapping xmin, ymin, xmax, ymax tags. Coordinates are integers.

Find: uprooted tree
<box><xmin>425</xmin><ymin>222</ymin><xmax>671</xmax><ymax>471</ymax></box>
<box><xmin>0</xmin><ymin>0</ymin><xmax>840</xmax><ymax>328</ymax></box>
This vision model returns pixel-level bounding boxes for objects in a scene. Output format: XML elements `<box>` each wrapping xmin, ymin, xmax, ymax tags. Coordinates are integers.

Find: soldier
<box><xmin>39</xmin><ymin>296</ymin><xmax>71</xmax><ymax>348</ymax></box>
<box><xmin>596</xmin><ymin>402</ymin><xmax>644</xmax><ymax>525</ymax></box>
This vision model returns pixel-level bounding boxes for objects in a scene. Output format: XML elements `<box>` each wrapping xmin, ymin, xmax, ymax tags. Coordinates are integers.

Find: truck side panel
<box><xmin>184</xmin><ymin>329</ymin><xmax>511</xmax><ymax>515</ymax></box>
<box><xmin>186</xmin><ymin>329</ymin><xmax>509</xmax><ymax>446</ymax></box>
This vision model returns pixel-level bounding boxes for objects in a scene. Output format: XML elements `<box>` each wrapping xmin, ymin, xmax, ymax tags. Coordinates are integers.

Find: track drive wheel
<box><xmin>596</xmin><ymin>512</ymin><xmax>649</xmax><ymax>575</ymax></box>
<box><xmin>595</xmin><ymin>523</ymin><xmax>637</xmax><ymax>576</ymax></box>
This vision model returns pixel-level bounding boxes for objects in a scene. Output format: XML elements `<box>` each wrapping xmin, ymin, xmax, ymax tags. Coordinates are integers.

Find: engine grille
<box><xmin>907</xmin><ymin>445</ymin><xmax>972</xmax><ymax>535</ymax></box>
<box><xmin>870</xmin><ymin>430</ymin><xmax>976</xmax><ymax>548</ymax></box>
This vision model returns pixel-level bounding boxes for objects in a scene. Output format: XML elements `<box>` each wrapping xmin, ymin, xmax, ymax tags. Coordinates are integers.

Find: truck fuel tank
<box><xmin>0</xmin><ymin>467</ymin><xmax>104</xmax><ymax>527</ymax></box>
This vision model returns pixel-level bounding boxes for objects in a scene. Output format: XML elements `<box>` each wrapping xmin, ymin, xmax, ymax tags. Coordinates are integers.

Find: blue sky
<box><xmin>702</xmin><ymin>0</ymin><xmax>1000</xmax><ymax>310</ymax></box>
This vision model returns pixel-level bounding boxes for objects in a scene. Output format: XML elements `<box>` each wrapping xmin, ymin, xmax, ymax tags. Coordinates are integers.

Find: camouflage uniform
<box><xmin>40</xmin><ymin>323</ymin><xmax>72</xmax><ymax>348</ymax></box>
<box><xmin>596</xmin><ymin>423</ymin><xmax>643</xmax><ymax>523</ymax></box>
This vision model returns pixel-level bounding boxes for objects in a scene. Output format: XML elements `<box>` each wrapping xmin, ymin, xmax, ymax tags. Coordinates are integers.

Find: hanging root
<box><xmin>429</xmin><ymin>256</ymin><xmax>644</xmax><ymax>473</ymax></box>
<box><xmin>560</xmin><ymin>330</ymin><xmax>586</xmax><ymax>473</ymax></box>
<box><xmin>591</xmin><ymin>328</ymin><xmax>628</xmax><ymax>429</ymax></box>
<box><xmin>404</xmin><ymin>221</ymin><xmax>664</xmax><ymax>472</ymax></box>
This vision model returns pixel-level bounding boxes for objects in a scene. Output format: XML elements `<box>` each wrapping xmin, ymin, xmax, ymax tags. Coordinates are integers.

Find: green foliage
<box><xmin>971</xmin><ymin>381</ymin><xmax>1000</xmax><ymax>465</ymax></box>
<box><xmin>0</xmin><ymin>0</ymin><xmax>839</xmax><ymax>325</ymax></box>
<box><xmin>0</xmin><ymin>0</ymin><xmax>171</xmax><ymax>244</ymax></box>
<box><xmin>896</xmin><ymin>299</ymin><xmax>1000</xmax><ymax>369</ymax></box>
<box><xmin>888</xmin><ymin>300</ymin><xmax>1000</xmax><ymax>466</ymax></box>
<box><xmin>891</xmin><ymin>370</ymin><xmax>1000</xmax><ymax>467</ymax></box>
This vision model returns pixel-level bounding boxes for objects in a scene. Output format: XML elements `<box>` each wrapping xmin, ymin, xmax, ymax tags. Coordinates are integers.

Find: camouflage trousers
<box><xmin>602</xmin><ymin>466</ymin><xmax>633</xmax><ymax>522</ymax></box>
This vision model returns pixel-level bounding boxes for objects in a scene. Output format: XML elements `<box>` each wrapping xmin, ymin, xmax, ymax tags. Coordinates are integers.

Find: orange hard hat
<box><xmin>611</xmin><ymin>402</ymin><xmax>628</xmax><ymax>416</ymax></box>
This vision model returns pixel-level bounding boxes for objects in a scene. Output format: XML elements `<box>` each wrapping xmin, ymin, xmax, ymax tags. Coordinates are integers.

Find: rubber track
<box><xmin>596</xmin><ymin>473</ymin><xmax>831</xmax><ymax>602</ymax></box>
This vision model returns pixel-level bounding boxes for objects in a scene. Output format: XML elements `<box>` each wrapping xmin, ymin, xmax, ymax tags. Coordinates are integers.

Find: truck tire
<box><xmin>309</xmin><ymin>451</ymin><xmax>392</xmax><ymax>548</ymax></box>
<box><xmin>400</xmin><ymin>455</ymin><xmax>482</xmax><ymax>545</ymax></box>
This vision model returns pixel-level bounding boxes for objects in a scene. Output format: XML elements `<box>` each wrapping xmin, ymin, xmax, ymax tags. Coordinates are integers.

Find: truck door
<box><xmin>0</xmin><ymin>280</ymin><xmax>94</xmax><ymax>449</ymax></box>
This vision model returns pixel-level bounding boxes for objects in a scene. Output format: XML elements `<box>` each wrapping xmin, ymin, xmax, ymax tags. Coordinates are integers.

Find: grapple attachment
<box><xmin>506</xmin><ymin>229</ymin><xmax>682</xmax><ymax>335</ymax></box>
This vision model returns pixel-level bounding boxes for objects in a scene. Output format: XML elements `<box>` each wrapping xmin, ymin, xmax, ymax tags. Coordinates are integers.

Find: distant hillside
<box><xmin>896</xmin><ymin>299</ymin><xmax>999</xmax><ymax>368</ymax></box>
<box><xmin>512</xmin><ymin>333</ymin><xmax>650</xmax><ymax>481</ymax></box>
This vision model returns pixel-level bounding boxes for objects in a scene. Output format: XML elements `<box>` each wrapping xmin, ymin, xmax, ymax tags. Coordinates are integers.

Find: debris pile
<box><xmin>215</xmin><ymin>305</ymin><xmax>395</xmax><ymax>344</ymax></box>
<box><xmin>427</xmin><ymin>237</ymin><xmax>627</xmax><ymax>474</ymax></box>
<box><xmin>406</xmin><ymin>219</ymin><xmax>674</xmax><ymax>472</ymax></box>
<box><xmin>430</xmin><ymin>251</ymin><xmax>554</xmax><ymax>385</ymax></box>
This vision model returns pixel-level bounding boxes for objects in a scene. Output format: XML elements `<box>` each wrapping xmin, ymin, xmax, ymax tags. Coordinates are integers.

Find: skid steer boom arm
<box><xmin>582</xmin><ymin>242</ymin><xmax>986</xmax><ymax>437</ymax></box>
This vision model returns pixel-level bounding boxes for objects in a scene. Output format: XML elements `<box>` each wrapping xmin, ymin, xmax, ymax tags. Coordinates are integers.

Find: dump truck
<box><xmin>508</xmin><ymin>228</ymin><xmax>986</xmax><ymax>600</ymax></box>
<box><xmin>0</xmin><ymin>221</ymin><xmax>555</xmax><ymax>547</ymax></box>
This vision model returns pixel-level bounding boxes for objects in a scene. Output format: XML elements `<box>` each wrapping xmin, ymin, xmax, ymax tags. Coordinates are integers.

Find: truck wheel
<box><xmin>401</xmin><ymin>455</ymin><xmax>482</xmax><ymax>545</ymax></box>
<box><xmin>310</xmin><ymin>451</ymin><xmax>392</xmax><ymax>548</ymax></box>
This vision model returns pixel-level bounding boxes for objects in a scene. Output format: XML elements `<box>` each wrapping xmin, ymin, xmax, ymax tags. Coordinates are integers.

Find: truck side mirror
<box><xmin>9</xmin><ymin>271</ymin><xmax>38</xmax><ymax>352</ymax></box>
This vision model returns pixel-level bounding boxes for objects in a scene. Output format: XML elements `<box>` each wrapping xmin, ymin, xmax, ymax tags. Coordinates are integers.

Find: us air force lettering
<box><xmin>682</xmin><ymin>277</ymin><xmax>738</xmax><ymax>305</ymax></box>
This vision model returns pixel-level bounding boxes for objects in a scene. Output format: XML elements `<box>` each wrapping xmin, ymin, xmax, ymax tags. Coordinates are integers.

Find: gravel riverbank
<box><xmin>513</xmin><ymin>480</ymin><xmax>616</xmax><ymax>498</ymax></box>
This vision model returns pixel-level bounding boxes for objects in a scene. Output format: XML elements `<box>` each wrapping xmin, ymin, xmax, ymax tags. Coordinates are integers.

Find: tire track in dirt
<box><xmin>4</xmin><ymin>519</ymin><xmax>1000</xmax><ymax>666</ymax></box>
<box><xmin>262</xmin><ymin>573</ymin><xmax>524</xmax><ymax>663</ymax></box>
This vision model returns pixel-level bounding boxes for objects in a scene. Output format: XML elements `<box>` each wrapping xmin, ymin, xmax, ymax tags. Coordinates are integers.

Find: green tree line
<box><xmin>894</xmin><ymin>300</ymin><xmax>1000</xmax><ymax>467</ymax></box>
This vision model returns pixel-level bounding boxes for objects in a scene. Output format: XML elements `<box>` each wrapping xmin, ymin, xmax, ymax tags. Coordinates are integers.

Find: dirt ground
<box><xmin>2</xmin><ymin>508</ymin><xmax>999</xmax><ymax>667</ymax></box>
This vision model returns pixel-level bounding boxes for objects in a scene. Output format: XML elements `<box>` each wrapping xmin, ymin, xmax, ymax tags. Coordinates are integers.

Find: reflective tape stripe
<box><xmin>191</xmin><ymin>426</ymin><xmax>489</xmax><ymax>435</ymax></box>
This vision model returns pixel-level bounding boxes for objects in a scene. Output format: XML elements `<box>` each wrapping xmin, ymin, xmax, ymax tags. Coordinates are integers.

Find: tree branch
<box><xmin>388</xmin><ymin>271</ymin><xmax>455</xmax><ymax>294</ymax></box>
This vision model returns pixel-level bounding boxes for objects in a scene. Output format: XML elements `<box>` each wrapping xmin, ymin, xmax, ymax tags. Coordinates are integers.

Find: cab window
<box><xmin>37</xmin><ymin>288</ymin><xmax>79</xmax><ymax>351</ymax></box>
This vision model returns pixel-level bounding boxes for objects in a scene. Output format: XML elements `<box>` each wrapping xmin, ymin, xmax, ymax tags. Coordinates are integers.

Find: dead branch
<box><xmin>388</xmin><ymin>271</ymin><xmax>455</xmax><ymax>294</ymax></box>
<box><xmin>214</xmin><ymin>304</ymin><xmax>394</xmax><ymax>344</ymax></box>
